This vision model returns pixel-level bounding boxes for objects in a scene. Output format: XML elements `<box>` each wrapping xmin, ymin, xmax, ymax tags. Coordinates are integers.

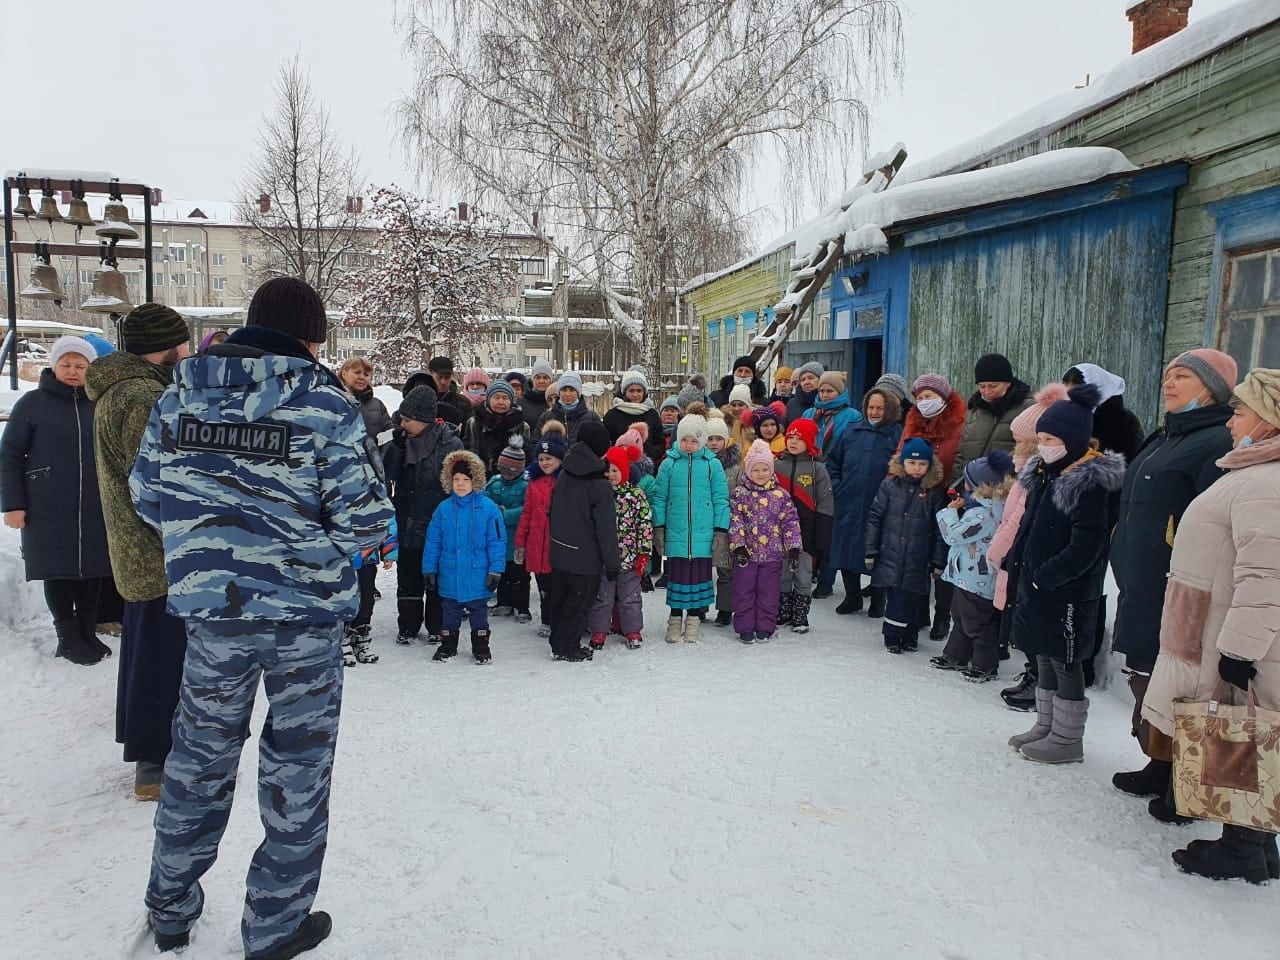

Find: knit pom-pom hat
<box><xmin>1010</xmin><ymin>383</ymin><xmax>1069</xmax><ymax>442</ymax></box>
<box><xmin>743</xmin><ymin>439</ymin><xmax>775</xmax><ymax>475</ymax></box>
<box><xmin>784</xmin><ymin>417</ymin><xmax>818</xmax><ymax>454</ymax></box>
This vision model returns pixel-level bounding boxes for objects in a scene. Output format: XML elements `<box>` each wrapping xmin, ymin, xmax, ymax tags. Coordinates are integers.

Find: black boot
<box><xmin>248</xmin><ymin>911</ymin><xmax>333</xmax><ymax>960</ymax></box>
<box><xmin>714</xmin><ymin>610</ymin><xmax>733</xmax><ymax>627</ymax></box>
<box><xmin>929</xmin><ymin>580</ymin><xmax>951</xmax><ymax>640</ymax></box>
<box><xmin>1112</xmin><ymin>758</ymin><xmax>1171</xmax><ymax>799</ymax></box>
<box><xmin>79</xmin><ymin>606</ymin><xmax>112</xmax><ymax>659</ymax></box>
<box><xmin>1001</xmin><ymin>665</ymin><xmax>1038</xmax><ymax>711</ymax></box>
<box><xmin>148</xmin><ymin>916</ymin><xmax>189</xmax><ymax>953</ymax></box>
<box><xmin>791</xmin><ymin>594</ymin><xmax>811</xmax><ymax>633</ymax></box>
<box><xmin>53</xmin><ymin>617</ymin><xmax>102</xmax><ymax>665</ymax></box>
<box><xmin>776</xmin><ymin>592</ymin><xmax>795</xmax><ymax>626</ymax></box>
<box><xmin>1148</xmin><ymin>777</ymin><xmax>1194</xmax><ymax>826</ymax></box>
<box><xmin>811</xmin><ymin>582</ymin><xmax>834</xmax><ymax>600</ymax></box>
<box><xmin>1173</xmin><ymin>826</ymin><xmax>1271</xmax><ymax>885</ymax></box>
<box><xmin>471</xmin><ymin>628</ymin><xmax>492</xmax><ymax>665</ymax></box>
<box><xmin>835</xmin><ymin>571</ymin><xmax>863</xmax><ymax>615</ymax></box>
<box><xmin>432</xmin><ymin>629</ymin><xmax>459</xmax><ymax>662</ymax></box>
<box><xmin>867</xmin><ymin>587</ymin><xmax>886</xmax><ymax>619</ymax></box>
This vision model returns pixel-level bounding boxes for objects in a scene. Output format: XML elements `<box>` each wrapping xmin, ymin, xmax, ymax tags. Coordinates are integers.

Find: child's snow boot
<box><xmin>1020</xmin><ymin>696</ymin><xmax>1088</xmax><ymax>764</ymax></box>
<box><xmin>1173</xmin><ymin>826</ymin><xmax>1272</xmax><ymax>885</ymax></box>
<box><xmin>776</xmin><ymin>592</ymin><xmax>795</xmax><ymax>626</ymax></box>
<box><xmin>791</xmin><ymin>595</ymin><xmax>811</xmax><ymax>634</ymax></box>
<box><xmin>492</xmin><ymin>605</ymin><xmax>514</xmax><ymax>618</ymax></box>
<box><xmin>433</xmin><ymin>629</ymin><xmax>459</xmax><ymax>662</ymax></box>
<box><xmin>665</xmin><ymin>614</ymin><xmax>684</xmax><ymax>643</ymax></box>
<box><xmin>930</xmin><ymin>655</ymin><xmax>967</xmax><ymax>671</ymax></box>
<box><xmin>715</xmin><ymin>610</ymin><xmax>733</xmax><ymax>627</ymax></box>
<box><xmin>739</xmin><ymin>632</ymin><xmax>755</xmax><ymax>645</ymax></box>
<box><xmin>1001</xmin><ymin>666</ymin><xmax>1038</xmax><ymax>711</ymax></box>
<box><xmin>395</xmin><ymin>631</ymin><xmax>415</xmax><ymax>646</ymax></box>
<box><xmin>684</xmin><ymin>614</ymin><xmax>701</xmax><ymax>643</ymax></box>
<box><xmin>962</xmin><ymin>666</ymin><xmax>997</xmax><ymax>683</ymax></box>
<box><xmin>1008</xmin><ymin>688</ymin><xmax>1055</xmax><ymax>749</ymax></box>
<box><xmin>589</xmin><ymin>632</ymin><xmax>607</xmax><ymax>650</ymax></box>
<box><xmin>515</xmin><ymin>610</ymin><xmax>532</xmax><ymax>624</ymax></box>
<box><xmin>624</xmin><ymin>632</ymin><xmax>643</xmax><ymax>649</ymax></box>
<box><xmin>471</xmin><ymin>629</ymin><xmax>492</xmax><ymax>665</ymax></box>
<box><xmin>537</xmin><ymin>624</ymin><xmax>552</xmax><ymax>638</ymax></box>
<box><xmin>755</xmin><ymin>631</ymin><xmax>773</xmax><ymax>643</ymax></box>
<box><xmin>345</xmin><ymin>625</ymin><xmax>378</xmax><ymax>664</ymax></box>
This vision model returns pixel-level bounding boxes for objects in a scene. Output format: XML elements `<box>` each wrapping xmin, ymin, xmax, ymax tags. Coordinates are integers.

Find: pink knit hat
<box><xmin>616</xmin><ymin>428</ymin><xmax>645</xmax><ymax>454</ymax></box>
<box><xmin>1011</xmin><ymin>382</ymin><xmax>1069</xmax><ymax>442</ymax></box>
<box><xmin>911</xmin><ymin>373</ymin><xmax>952</xmax><ymax>399</ymax></box>
<box><xmin>743</xmin><ymin>439</ymin><xmax>775</xmax><ymax>475</ymax></box>
<box><xmin>1164</xmin><ymin>349</ymin><xmax>1238</xmax><ymax>404</ymax></box>
<box><xmin>463</xmin><ymin>366</ymin><xmax>489</xmax><ymax>388</ymax></box>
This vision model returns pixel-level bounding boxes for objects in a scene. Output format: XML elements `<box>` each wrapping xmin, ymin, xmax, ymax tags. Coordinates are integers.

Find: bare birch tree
<box><xmin>395</xmin><ymin>0</ymin><xmax>903</xmax><ymax>372</ymax></box>
<box><xmin>239</xmin><ymin>55</ymin><xmax>367</xmax><ymax>306</ymax></box>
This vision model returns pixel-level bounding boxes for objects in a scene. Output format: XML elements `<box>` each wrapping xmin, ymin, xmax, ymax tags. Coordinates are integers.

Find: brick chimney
<box><xmin>1127</xmin><ymin>0</ymin><xmax>1192</xmax><ymax>54</ymax></box>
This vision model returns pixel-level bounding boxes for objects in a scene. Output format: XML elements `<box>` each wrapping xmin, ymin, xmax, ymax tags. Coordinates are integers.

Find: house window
<box><xmin>242</xmin><ymin>253</ymin><xmax>254</xmax><ymax>267</ymax></box>
<box><xmin>212</xmin><ymin>252</ymin><xmax>226</xmax><ymax>267</ymax></box>
<box><xmin>79</xmin><ymin>269</ymin><xmax>95</xmax><ymax>284</ymax></box>
<box><xmin>170</xmin><ymin>246</ymin><xmax>186</xmax><ymax>263</ymax></box>
<box><xmin>1218</xmin><ymin>246</ymin><xmax>1280</xmax><ymax>371</ymax></box>
<box><xmin>154</xmin><ymin>273</ymin><xmax>165</xmax><ymax>285</ymax></box>
<box><xmin>212</xmin><ymin>277</ymin><xmax>226</xmax><ymax>292</ymax></box>
<box><xmin>521</xmin><ymin>258</ymin><xmax>546</xmax><ymax>276</ymax></box>
<box><xmin>174</xmin><ymin>273</ymin><xmax>187</xmax><ymax>287</ymax></box>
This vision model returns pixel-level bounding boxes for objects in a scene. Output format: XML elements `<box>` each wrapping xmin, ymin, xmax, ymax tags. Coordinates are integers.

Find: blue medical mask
<box><xmin>560</xmin><ymin>397</ymin><xmax>580</xmax><ymax>411</ymax></box>
<box><xmin>867</xmin><ymin>417</ymin><xmax>881</xmax><ymax>427</ymax></box>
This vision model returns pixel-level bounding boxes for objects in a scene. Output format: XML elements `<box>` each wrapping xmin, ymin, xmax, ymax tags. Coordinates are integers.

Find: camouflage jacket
<box><xmin>85</xmin><ymin>351</ymin><xmax>176</xmax><ymax>602</ymax></box>
<box><xmin>129</xmin><ymin>329</ymin><xmax>394</xmax><ymax>623</ymax></box>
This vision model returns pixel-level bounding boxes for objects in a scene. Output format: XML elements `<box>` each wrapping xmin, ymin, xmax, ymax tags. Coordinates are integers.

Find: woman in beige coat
<box><xmin>1144</xmin><ymin>367</ymin><xmax>1280</xmax><ymax>884</ymax></box>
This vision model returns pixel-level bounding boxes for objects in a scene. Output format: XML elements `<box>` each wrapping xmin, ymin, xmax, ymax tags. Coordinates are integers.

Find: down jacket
<box><xmin>464</xmin><ymin>403</ymin><xmax>531</xmax><ymax>475</ymax></box>
<box><xmin>1006</xmin><ymin>447</ymin><xmax>1126</xmax><ymax>663</ymax></box>
<box><xmin>937</xmin><ymin>481</ymin><xmax>1012</xmax><ymax>601</ymax></box>
<box><xmin>825</xmin><ymin>389</ymin><xmax>904</xmax><ymax>573</ymax></box>
<box><xmin>1143</xmin><ymin>437</ymin><xmax>1280</xmax><ymax>736</ymax></box>
<box><xmin>1110</xmin><ymin>404</ymin><xmax>1233</xmax><ymax>671</ymax></box>
<box><xmin>894</xmin><ymin>390</ymin><xmax>968</xmax><ymax>483</ymax></box>
<box><xmin>864</xmin><ymin>458</ymin><xmax>948</xmax><ymax>596</ymax></box>
<box><xmin>383</xmin><ymin>421</ymin><xmax>465</xmax><ymax>553</ymax></box>
<box><xmin>775</xmin><ymin>451</ymin><xmax>834</xmax><ymax>562</ymax></box>
<box><xmin>422</xmin><ymin>451</ymin><xmax>506</xmax><ymax>603</ymax></box>
<box><xmin>952</xmin><ymin>380</ymin><xmax>1033</xmax><ymax>482</ymax></box>
<box><xmin>549</xmin><ymin>442</ymin><xmax>621</xmax><ymax>576</ymax></box>
<box><xmin>0</xmin><ymin>369</ymin><xmax>112</xmax><ymax>582</ymax></box>
<box><xmin>515</xmin><ymin>464</ymin><xmax>557</xmax><ymax>575</ymax></box>
<box><xmin>536</xmin><ymin>400</ymin><xmax>602</xmax><ymax>445</ymax></box>
<box><xmin>652</xmin><ymin>445</ymin><xmax>730</xmax><ymax>560</ymax></box>
<box><xmin>485</xmin><ymin>472</ymin><xmax>527</xmax><ymax>563</ymax></box>
<box><xmin>729</xmin><ymin>476</ymin><xmax>803</xmax><ymax>564</ymax></box>
<box><xmin>351</xmin><ymin>385</ymin><xmax>393</xmax><ymax>442</ymax></box>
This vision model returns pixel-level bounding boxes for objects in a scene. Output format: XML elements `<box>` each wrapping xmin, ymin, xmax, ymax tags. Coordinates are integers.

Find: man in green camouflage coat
<box><xmin>131</xmin><ymin>278</ymin><xmax>393</xmax><ymax>959</ymax></box>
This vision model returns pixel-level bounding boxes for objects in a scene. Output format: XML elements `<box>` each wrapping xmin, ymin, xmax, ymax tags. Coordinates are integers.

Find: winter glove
<box><xmin>653</xmin><ymin>526</ymin><xmax>665</xmax><ymax>556</ymax></box>
<box><xmin>392</xmin><ymin>429</ymin><xmax>407</xmax><ymax>449</ymax></box>
<box><xmin>485</xmin><ymin>572</ymin><xmax>501</xmax><ymax>591</ymax></box>
<box><xmin>864</xmin><ymin>555</ymin><xmax>876</xmax><ymax>573</ymax></box>
<box><xmin>1218</xmin><ymin>653</ymin><xmax>1257</xmax><ymax>692</ymax></box>
<box><xmin>514</xmin><ymin>547</ymin><xmax>526</xmax><ymax>565</ymax></box>
<box><xmin>733</xmin><ymin>546</ymin><xmax>750</xmax><ymax>567</ymax></box>
<box><xmin>712</xmin><ymin>530</ymin><xmax>730</xmax><ymax>569</ymax></box>
<box><xmin>423</xmin><ymin>572</ymin><xmax>437</xmax><ymax>591</ymax></box>
<box><xmin>787</xmin><ymin>547</ymin><xmax>801</xmax><ymax>572</ymax></box>
<box><xmin>633</xmin><ymin>555</ymin><xmax>649</xmax><ymax>577</ymax></box>
<box><xmin>605</xmin><ymin>568</ymin><xmax>620</xmax><ymax>582</ymax></box>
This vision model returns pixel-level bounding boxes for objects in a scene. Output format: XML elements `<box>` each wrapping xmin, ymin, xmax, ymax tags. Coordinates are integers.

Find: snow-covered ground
<box><xmin>2</xmin><ymin>536</ymin><xmax>1274</xmax><ymax>959</ymax></box>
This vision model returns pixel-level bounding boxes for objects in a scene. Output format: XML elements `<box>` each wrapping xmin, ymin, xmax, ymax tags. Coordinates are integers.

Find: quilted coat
<box><xmin>422</xmin><ymin>451</ymin><xmax>507</xmax><ymax>603</ymax></box>
<box><xmin>825</xmin><ymin>390</ymin><xmax>903</xmax><ymax>573</ymax></box>
<box><xmin>864</xmin><ymin>458</ymin><xmax>948</xmax><ymax>596</ymax></box>
<box><xmin>937</xmin><ymin>481</ymin><xmax>1011</xmax><ymax>601</ymax></box>
<box><xmin>652</xmin><ymin>445</ymin><xmax>730</xmax><ymax>560</ymax></box>
<box><xmin>514</xmin><ymin>463</ymin><xmax>557</xmax><ymax>575</ymax></box>
<box><xmin>987</xmin><ymin>479</ymin><xmax>1027</xmax><ymax>611</ymax></box>
<box><xmin>383</xmin><ymin>421</ymin><xmax>464</xmax><ymax>552</ymax></box>
<box><xmin>612</xmin><ymin>481</ymin><xmax>654</xmax><ymax>568</ymax></box>
<box><xmin>1006</xmin><ymin>448</ymin><xmax>1126</xmax><ymax>662</ymax></box>
<box><xmin>729</xmin><ymin>476</ymin><xmax>803</xmax><ymax>564</ymax></box>
<box><xmin>1143</xmin><ymin>437</ymin><xmax>1280</xmax><ymax>736</ymax></box>
<box><xmin>549</xmin><ymin>442</ymin><xmax>621</xmax><ymax>576</ymax></box>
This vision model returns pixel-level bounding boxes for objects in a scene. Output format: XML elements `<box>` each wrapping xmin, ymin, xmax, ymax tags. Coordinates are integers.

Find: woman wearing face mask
<box><xmin>1108</xmin><ymin>349</ymin><xmax>1237</xmax><ymax>819</ymax></box>
<box><xmin>893</xmin><ymin>373</ymin><xmax>968</xmax><ymax>637</ymax></box>
<box><xmin>535</xmin><ymin>371</ymin><xmax>603</xmax><ymax>445</ymax></box>
<box><xmin>461</xmin><ymin>367</ymin><xmax>491</xmax><ymax>408</ymax></box>
<box><xmin>1140</xmin><ymin>367</ymin><xmax>1280</xmax><ymax>884</ymax></box>
<box><xmin>709</xmin><ymin>355</ymin><xmax>768</xmax><ymax>409</ymax></box>
<box><xmin>1005</xmin><ymin>384</ymin><xmax>1125</xmax><ymax>764</ymax></box>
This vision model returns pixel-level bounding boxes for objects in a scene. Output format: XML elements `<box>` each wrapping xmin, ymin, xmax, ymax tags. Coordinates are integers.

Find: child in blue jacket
<box><xmin>930</xmin><ymin>451</ymin><xmax>1015</xmax><ymax>681</ymax></box>
<box><xmin>423</xmin><ymin>450</ymin><xmax>507</xmax><ymax>664</ymax></box>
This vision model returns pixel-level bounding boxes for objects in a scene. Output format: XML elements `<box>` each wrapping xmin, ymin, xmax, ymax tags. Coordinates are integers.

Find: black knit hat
<box><xmin>577</xmin><ymin>420</ymin><xmax>610</xmax><ymax>458</ymax></box>
<box><xmin>974</xmin><ymin>353</ymin><xmax>1014</xmax><ymax>383</ymax></box>
<box><xmin>399</xmin><ymin>385</ymin><xmax>438</xmax><ymax>423</ymax></box>
<box><xmin>247</xmin><ymin>277</ymin><xmax>327</xmax><ymax>344</ymax></box>
<box><xmin>730</xmin><ymin>355</ymin><xmax>756</xmax><ymax>376</ymax></box>
<box><xmin>121</xmin><ymin>303</ymin><xmax>190</xmax><ymax>356</ymax></box>
<box><xmin>1036</xmin><ymin>384</ymin><xmax>1100</xmax><ymax>460</ymax></box>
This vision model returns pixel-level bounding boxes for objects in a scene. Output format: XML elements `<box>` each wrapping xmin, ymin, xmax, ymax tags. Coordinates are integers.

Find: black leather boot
<box><xmin>1173</xmin><ymin>825</ymin><xmax>1271</xmax><ymax>884</ymax></box>
<box><xmin>835</xmin><ymin>571</ymin><xmax>863</xmax><ymax>615</ymax></box>
<box><xmin>1112</xmin><ymin>758</ymin><xmax>1171</xmax><ymax>799</ymax></box>
<box><xmin>471</xmin><ymin>628</ymin><xmax>492</xmax><ymax>665</ymax></box>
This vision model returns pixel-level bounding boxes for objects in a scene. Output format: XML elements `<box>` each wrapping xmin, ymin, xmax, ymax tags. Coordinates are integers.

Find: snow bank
<box><xmin>897</xmin><ymin>0</ymin><xmax>1280</xmax><ymax>185</ymax></box>
<box><xmin>0</xmin><ymin>526</ymin><xmax>49</xmax><ymax>633</ymax></box>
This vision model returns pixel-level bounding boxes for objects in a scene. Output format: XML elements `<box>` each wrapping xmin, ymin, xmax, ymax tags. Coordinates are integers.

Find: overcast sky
<box><xmin>7</xmin><ymin>0</ymin><xmax>1238</xmax><ymax>248</ymax></box>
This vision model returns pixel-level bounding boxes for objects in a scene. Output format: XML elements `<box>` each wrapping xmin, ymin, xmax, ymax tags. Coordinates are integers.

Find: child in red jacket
<box><xmin>514</xmin><ymin>420</ymin><xmax>566</xmax><ymax>638</ymax></box>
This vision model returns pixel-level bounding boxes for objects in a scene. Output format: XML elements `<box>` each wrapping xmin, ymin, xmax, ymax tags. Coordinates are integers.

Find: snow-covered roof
<box><xmin>174</xmin><ymin>306</ymin><xmax>244</xmax><ymax>319</ymax></box>
<box><xmin>3</xmin><ymin>318</ymin><xmax>101</xmax><ymax>334</ymax></box>
<box><xmin>4</xmin><ymin>168</ymin><xmax>142</xmax><ymax>183</ymax></box>
<box><xmin>897</xmin><ymin>0</ymin><xmax>1279</xmax><ymax>186</ymax></box>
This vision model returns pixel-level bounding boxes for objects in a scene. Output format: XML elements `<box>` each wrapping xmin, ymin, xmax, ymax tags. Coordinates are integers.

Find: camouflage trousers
<box><xmin>144</xmin><ymin>619</ymin><xmax>344</xmax><ymax>956</ymax></box>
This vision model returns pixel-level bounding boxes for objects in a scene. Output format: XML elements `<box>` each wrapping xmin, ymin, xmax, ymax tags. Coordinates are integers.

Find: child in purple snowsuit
<box><xmin>588</xmin><ymin>446</ymin><xmax>654</xmax><ymax>649</ymax></box>
<box><xmin>729</xmin><ymin>440</ymin><xmax>803</xmax><ymax>643</ymax></box>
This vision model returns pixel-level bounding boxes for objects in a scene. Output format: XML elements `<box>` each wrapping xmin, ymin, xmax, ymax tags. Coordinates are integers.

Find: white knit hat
<box><xmin>49</xmin><ymin>335</ymin><xmax>97</xmax><ymax>367</ymax></box>
<box><xmin>675</xmin><ymin>412</ymin><xmax>708</xmax><ymax>447</ymax></box>
<box><xmin>728</xmin><ymin>383</ymin><xmax>752</xmax><ymax>406</ymax></box>
<box><xmin>704</xmin><ymin>412</ymin><xmax>730</xmax><ymax>440</ymax></box>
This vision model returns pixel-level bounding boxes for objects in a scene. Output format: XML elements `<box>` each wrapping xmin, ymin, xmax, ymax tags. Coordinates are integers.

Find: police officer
<box><xmin>131</xmin><ymin>277</ymin><xmax>394</xmax><ymax>958</ymax></box>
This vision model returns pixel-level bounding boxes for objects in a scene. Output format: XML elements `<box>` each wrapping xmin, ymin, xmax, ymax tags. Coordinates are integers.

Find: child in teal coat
<box><xmin>485</xmin><ymin>438</ymin><xmax>531</xmax><ymax>621</ymax></box>
<box><xmin>651</xmin><ymin>402</ymin><xmax>731</xmax><ymax>644</ymax></box>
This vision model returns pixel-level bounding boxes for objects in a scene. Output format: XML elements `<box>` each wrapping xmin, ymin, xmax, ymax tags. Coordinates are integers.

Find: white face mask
<box><xmin>1038</xmin><ymin>443</ymin><xmax>1069</xmax><ymax>464</ymax></box>
<box><xmin>733</xmin><ymin>375</ymin><xmax>752</xmax><ymax>386</ymax></box>
<box><xmin>916</xmin><ymin>397</ymin><xmax>945</xmax><ymax>418</ymax></box>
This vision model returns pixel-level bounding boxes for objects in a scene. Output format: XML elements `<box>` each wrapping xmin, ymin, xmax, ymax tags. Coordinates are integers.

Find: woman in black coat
<box><xmin>1063</xmin><ymin>364</ymin><xmax>1145</xmax><ymax>462</ymax></box>
<box><xmin>602</xmin><ymin>370</ymin><xmax>665</xmax><ymax>465</ymax></box>
<box><xmin>1005</xmin><ymin>385</ymin><xmax>1125</xmax><ymax>764</ymax></box>
<box><xmin>464</xmin><ymin>381</ymin><xmax>531</xmax><ymax>474</ymax></box>
<box><xmin>0</xmin><ymin>338</ymin><xmax>113</xmax><ymax>664</ymax></box>
<box><xmin>340</xmin><ymin>358</ymin><xmax>393</xmax><ymax>442</ymax></box>
<box><xmin>1107</xmin><ymin>349</ymin><xmax>1236</xmax><ymax>802</ymax></box>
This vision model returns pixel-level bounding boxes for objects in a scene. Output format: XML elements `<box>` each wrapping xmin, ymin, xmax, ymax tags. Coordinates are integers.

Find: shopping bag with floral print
<box><xmin>1172</xmin><ymin>684</ymin><xmax>1280</xmax><ymax>833</ymax></box>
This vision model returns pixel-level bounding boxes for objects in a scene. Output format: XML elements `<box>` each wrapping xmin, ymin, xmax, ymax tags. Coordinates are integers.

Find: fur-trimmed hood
<box><xmin>861</xmin><ymin>386</ymin><xmax>903</xmax><ymax>428</ymax></box>
<box><xmin>1018</xmin><ymin>445</ymin><xmax>1125</xmax><ymax>513</ymax></box>
<box><xmin>887</xmin><ymin>455</ymin><xmax>946</xmax><ymax>490</ymax></box>
<box><xmin>439</xmin><ymin>449</ymin><xmax>486</xmax><ymax>492</ymax></box>
<box><xmin>902</xmin><ymin>389</ymin><xmax>966</xmax><ymax>442</ymax></box>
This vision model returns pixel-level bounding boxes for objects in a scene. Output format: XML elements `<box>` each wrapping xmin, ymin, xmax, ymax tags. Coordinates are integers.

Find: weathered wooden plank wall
<box><xmin>906</xmin><ymin>195</ymin><xmax>1177</xmax><ymax>425</ymax></box>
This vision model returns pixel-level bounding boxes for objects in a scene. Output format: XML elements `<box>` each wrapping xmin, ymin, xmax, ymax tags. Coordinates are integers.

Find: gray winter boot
<box><xmin>1008</xmin><ymin>687</ymin><xmax>1055</xmax><ymax>750</ymax></box>
<box><xmin>665</xmin><ymin>614</ymin><xmax>684</xmax><ymax>643</ymax></box>
<box><xmin>1020</xmin><ymin>696</ymin><xmax>1089</xmax><ymax>764</ymax></box>
<box><xmin>683</xmin><ymin>614</ymin><xmax>701</xmax><ymax>644</ymax></box>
